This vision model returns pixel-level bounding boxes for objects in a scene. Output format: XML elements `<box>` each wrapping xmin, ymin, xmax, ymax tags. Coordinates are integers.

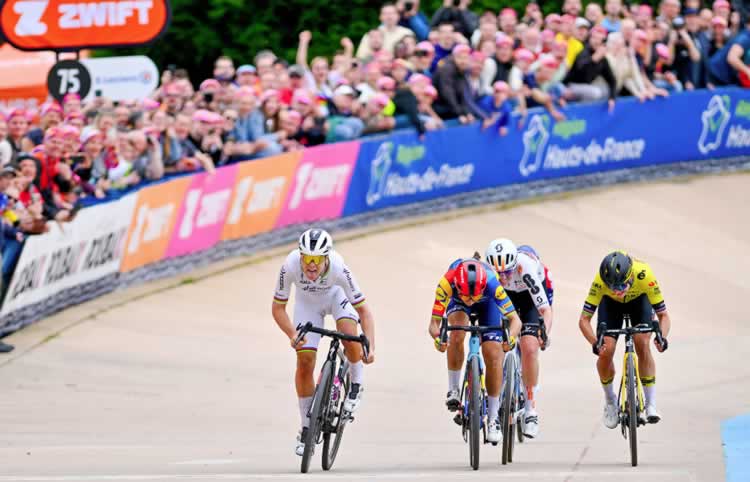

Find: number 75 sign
<box><xmin>0</xmin><ymin>0</ymin><xmax>171</xmax><ymax>51</ymax></box>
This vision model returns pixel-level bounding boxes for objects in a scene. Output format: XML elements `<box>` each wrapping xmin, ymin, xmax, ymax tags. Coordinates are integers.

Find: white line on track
<box><xmin>0</xmin><ymin>471</ymin><xmax>695</xmax><ymax>481</ymax></box>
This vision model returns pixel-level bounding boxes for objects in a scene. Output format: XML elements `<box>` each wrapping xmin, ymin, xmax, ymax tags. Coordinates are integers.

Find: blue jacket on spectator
<box><xmin>708</xmin><ymin>27</ymin><xmax>750</xmax><ymax>85</ymax></box>
<box><xmin>399</xmin><ymin>12</ymin><xmax>430</xmax><ymax>41</ymax></box>
<box><xmin>477</xmin><ymin>97</ymin><xmax>513</xmax><ymax>128</ymax></box>
<box><xmin>431</xmin><ymin>43</ymin><xmax>454</xmax><ymax>72</ymax></box>
<box><xmin>232</xmin><ymin>109</ymin><xmax>283</xmax><ymax>160</ymax></box>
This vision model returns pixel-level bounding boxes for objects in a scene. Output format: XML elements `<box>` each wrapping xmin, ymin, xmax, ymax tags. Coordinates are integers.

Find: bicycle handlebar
<box><xmin>595</xmin><ymin>320</ymin><xmax>666</xmax><ymax>351</ymax></box>
<box><xmin>438</xmin><ymin>316</ymin><xmax>512</xmax><ymax>345</ymax></box>
<box><xmin>294</xmin><ymin>322</ymin><xmax>371</xmax><ymax>360</ymax></box>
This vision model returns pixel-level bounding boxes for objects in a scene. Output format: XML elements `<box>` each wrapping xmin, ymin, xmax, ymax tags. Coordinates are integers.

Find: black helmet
<box><xmin>599</xmin><ymin>251</ymin><xmax>633</xmax><ymax>290</ymax></box>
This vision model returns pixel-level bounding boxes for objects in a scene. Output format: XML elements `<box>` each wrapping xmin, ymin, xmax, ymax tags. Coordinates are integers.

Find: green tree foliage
<box><xmin>98</xmin><ymin>0</ymin><xmax>588</xmax><ymax>82</ymax></box>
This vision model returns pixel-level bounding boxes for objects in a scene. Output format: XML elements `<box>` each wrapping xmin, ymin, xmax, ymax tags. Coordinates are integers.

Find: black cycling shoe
<box><xmin>0</xmin><ymin>340</ymin><xmax>14</xmax><ymax>353</ymax></box>
<box><xmin>446</xmin><ymin>390</ymin><xmax>461</xmax><ymax>412</ymax></box>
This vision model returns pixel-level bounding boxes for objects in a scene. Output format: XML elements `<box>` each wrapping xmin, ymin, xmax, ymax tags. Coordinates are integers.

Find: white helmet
<box><xmin>299</xmin><ymin>228</ymin><xmax>333</xmax><ymax>256</ymax></box>
<box><xmin>485</xmin><ymin>238</ymin><xmax>518</xmax><ymax>273</ymax></box>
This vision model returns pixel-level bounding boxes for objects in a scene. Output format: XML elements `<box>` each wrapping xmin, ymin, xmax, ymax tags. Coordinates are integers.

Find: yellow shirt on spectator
<box><xmin>555</xmin><ymin>33</ymin><xmax>584</xmax><ymax>67</ymax></box>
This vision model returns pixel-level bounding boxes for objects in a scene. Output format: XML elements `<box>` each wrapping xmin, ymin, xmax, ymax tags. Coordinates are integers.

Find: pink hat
<box><xmin>453</xmin><ymin>44</ymin><xmax>472</xmax><ymax>56</ymax></box>
<box><xmin>372</xmin><ymin>93</ymin><xmax>390</xmax><ymax>108</ymax></box>
<box><xmin>541</xmin><ymin>29</ymin><xmax>556</xmax><ymax>41</ymax></box>
<box><xmin>44</xmin><ymin>127</ymin><xmax>64</xmax><ymax>140</ymax></box>
<box><xmin>638</xmin><ymin>4</ymin><xmax>653</xmax><ymax>15</ymax></box>
<box><xmin>192</xmin><ymin>109</ymin><xmax>214</xmax><ymax>123</ymax></box>
<box><xmin>655</xmin><ymin>43</ymin><xmax>670</xmax><ymax>59</ymax></box>
<box><xmin>199</xmin><ymin>79</ymin><xmax>221</xmax><ymax>92</ymax></box>
<box><xmin>236</xmin><ymin>86</ymin><xmax>256</xmax><ymax>99</ymax></box>
<box><xmin>493</xmin><ymin>81</ymin><xmax>510</xmax><ymax>93</ymax></box>
<box><xmin>423</xmin><ymin>85</ymin><xmax>438</xmax><ymax>98</ymax></box>
<box><xmin>539</xmin><ymin>54</ymin><xmax>559</xmax><ymax>69</ymax></box>
<box><xmin>471</xmin><ymin>51</ymin><xmax>487</xmax><ymax>62</ymax></box>
<box><xmin>41</xmin><ymin>102</ymin><xmax>63</xmax><ymax>117</ymax></box>
<box><xmin>141</xmin><ymin>98</ymin><xmax>161</xmax><ymax>111</ymax></box>
<box><xmin>261</xmin><ymin>89</ymin><xmax>279</xmax><ymax>102</ymax></box>
<box><xmin>61</xmin><ymin>124</ymin><xmax>80</xmax><ymax>139</ymax></box>
<box><xmin>207</xmin><ymin>112</ymin><xmax>225</xmax><ymax>126</ymax></box>
<box><xmin>408</xmin><ymin>73</ymin><xmax>431</xmax><ymax>85</ymax></box>
<box><xmin>416</xmin><ymin>41</ymin><xmax>435</xmax><ymax>53</ymax></box>
<box><xmin>376</xmin><ymin>76</ymin><xmax>396</xmax><ymax>90</ymax></box>
<box><xmin>561</xmin><ymin>14</ymin><xmax>576</xmax><ymax>23</ymax></box>
<box><xmin>496</xmin><ymin>33</ymin><xmax>514</xmax><ymax>47</ymax></box>
<box><xmin>293</xmin><ymin>90</ymin><xmax>312</xmax><ymax>105</ymax></box>
<box><xmin>514</xmin><ymin>48</ymin><xmax>535</xmax><ymax>62</ymax></box>
<box><xmin>633</xmin><ymin>29</ymin><xmax>649</xmax><ymax>42</ymax></box>
<box><xmin>286</xmin><ymin>110</ymin><xmax>302</xmax><ymax>123</ymax></box>
<box><xmin>714</xmin><ymin>0</ymin><xmax>730</xmax><ymax>10</ymax></box>
<box><xmin>546</xmin><ymin>13</ymin><xmax>561</xmax><ymax>23</ymax></box>
<box><xmin>591</xmin><ymin>25</ymin><xmax>609</xmax><ymax>36</ymax></box>
<box><xmin>80</xmin><ymin>128</ymin><xmax>102</xmax><ymax>145</ymax></box>
<box><xmin>712</xmin><ymin>15</ymin><xmax>728</xmax><ymax>26</ymax></box>
<box><xmin>500</xmin><ymin>7</ymin><xmax>517</xmax><ymax>18</ymax></box>
<box><xmin>64</xmin><ymin>110</ymin><xmax>84</xmax><ymax>122</ymax></box>
<box><xmin>62</xmin><ymin>93</ymin><xmax>81</xmax><ymax>104</ymax></box>
<box><xmin>5</xmin><ymin>108</ymin><xmax>26</xmax><ymax>121</ymax></box>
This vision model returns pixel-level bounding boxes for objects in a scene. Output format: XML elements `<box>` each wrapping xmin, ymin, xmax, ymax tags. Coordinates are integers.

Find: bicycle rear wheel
<box><xmin>322</xmin><ymin>370</ymin><xmax>350</xmax><ymax>470</ymax></box>
<box><xmin>626</xmin><ymin>354</ymin><xmax>638</xmax><ymax>467</ymax></box>
<box><xmin>501</xmin><ymin>355</ymin><xmax>516</xmax><ymax>465</ymax></box>
<box><xmin>301</xmin><ymin>360</ymin><xmax>332</xmax><ymax>474</ymax></box>
<box><xmin>469</xmin><ymin>357</ymin><xmax>481</xmax><ymax>471</ymax></box>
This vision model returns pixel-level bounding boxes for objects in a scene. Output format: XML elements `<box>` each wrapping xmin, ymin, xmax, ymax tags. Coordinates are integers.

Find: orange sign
<box><xmin>120</xmin><ymin>176</ymin><xmax>191</xmax><ymax>272</ymax></box>
<box><xmin>221</xmin><ymin>152</ymin><xmax>300</xmax><ymax>241</ymax></box>
<box><xmin>0</xmin><ymin>0</ymin><xmax>171</xmax><ymax>51</ymax></box>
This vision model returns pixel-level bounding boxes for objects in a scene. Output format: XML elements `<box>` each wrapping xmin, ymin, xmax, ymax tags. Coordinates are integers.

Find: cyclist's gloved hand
<box><xmin>654</xmin><ymin>337</ymin><xmax>668</xmax><ymax>352</ymax></box>
<box><xmin>592</xmin><ymin>342</ymin><xmax>601</xmax><ymax>356</ymax></box>
<box><xmin>434</xmin><ymin>337</ymin><xmax>448</xmax><ymax>353</ymax></box>
<box><xmin>502</xmin><ymin>335</ymin><xmax>516</xmax><ymax>352</ymax></box>
<box><xmin>291</xmin><ymin>335</ymin><xmax>307</xmax><ymax>350</ymax></box>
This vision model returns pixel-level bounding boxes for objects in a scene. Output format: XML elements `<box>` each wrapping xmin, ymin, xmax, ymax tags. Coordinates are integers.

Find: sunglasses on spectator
<box><xmin>301</xmin><ymin>254</ymin><xmax>327</xmax><ymax>265</ymax></box>
<box><xmin>414</xmin><ymin>50</ymin><xmax>430</xmax><ymax>57</ymax></box>
<box><xmin>224</xmin><ymin>115</ymin><xmax>237</xmax><ymax>121</ymax></box>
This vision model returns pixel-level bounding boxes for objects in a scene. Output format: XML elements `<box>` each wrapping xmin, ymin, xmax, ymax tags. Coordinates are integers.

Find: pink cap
<box><xmin>64</xmin><ymin>110</ymin><xmax>84</xmax><ymax>122</ymax></box>
<box><xmin>207</xmin><ymin>112</ymin><xmax>225</xmax><ymax>126</ymax></box>
<box><xmin>376</xmin><ymin>76</ymin><xmax>396</xmax><ymax>90</ymax></box>
<box><xmin>493</xmin><ymin>81</ymin><xmax>510</xmax><ymax>93</ymax></box>
<box><xmin>712</xmin><ymin>16</ymin><xmax>728</xmax><ymax>26</ymax></box>
<box><xmin>453</xmin><ymin>44</ymin><xmax>472</xmax><ymax>56</ymax></box>
<box><xmin>62</xmin><ymin>93</ymin><xmax>81</xmax><ymax>103</ymax></box>
<box><xmin>416</xmin><ymin>41</ymin><xmax>435</xmax><ymax>53</ymax></box>
<box><xmin>496</xmin><ymin>33</ymin><xmax>514</xmax><ymax>47</ymax></box>
<box><xmin>41</xmin><ymin>102</ymin><xmax>63</xmax><ymax>117</ymax></box>
<box><xmin>633</xmin><ymin>29</ymin><xmax>649</xmax><ymax>42</ymax></box>
<box><xmin>199</xmin><ymin>79</ymin><xmax>221</xmax><ymax>92</ymax></box>
<box><xmin>236</xmin><ymin>86</ymin><xmax>256</xmax><ymax>99</ymax></box>
<box><xmin>286</xmin><ymin>110</ymin><xmax>302</xmax><ymax>123</ymax></box>
<box><xmin>5</xmin><ymin>108</ymin><xmax>26</xmax><ymax>121</ymax></box>
<box><xmin>423</xmin><ymin>85</ymin><xmax>438</xmax><ymax>98</ymax></box>
<box><xmin>80</xmin><ymin>128</ymin><xmax>102</xmax><ymax>145</ymax></box>
<box><xmin>561</xmin><ymin>14</ymin><xmax>576</xmax><ymax>23</ymax></box>
<box><xmin>293</xmin><ymin>90</ymin><xmax>312</xmax><ymax>105</ymax></box>
<box><xmin>192</xmin><ymin>109</ymin><xmax>214</xmax><ymax>123</ymax></box>
<box><xmin>372</xmin><ymin>93</ymin><xmax>390</xmax><ymax>108</ymax></box>
<box><xmin>261</xmin><ymin>89</ymin><xmax>279</xmax><ymax>102</ymax></box>
<box><xmin>514</xmin><ymin>48</ymin><xmax>535</xmax><ymax>62</ymax></box>
<box><xmin>44</xmin><ymin>127</ymin><xmax>64</xmax><ymax>140</ymax></box>
<box><xmin>539</xmin><ymin>54</ymin><xmax>559</xmax><ymax>69</ymax></box>
<box><xmin>500</xmin><ymin>7</ymin><xmax>517</xmax><ymax>18</ymax></box>
<box><xmin>408</xmin><ymin>73</ymin><xmax>431</xmax><ymax>86</ymax></box>
<box><xmin>30</xmin><ymin>145</ymin><xmax>45</xmax><ymax>155</ymax></box>
<box><xmin>471</xmin><ymin>51</ymin><xmax>487</xmax><ymax>62</ymax></box>
<box><xmin>541</xmin><ymin>29</ymin><xmax>556</xmax><ymax>41</ymax></box>
<box><xmin>591</xmin><ymin>25</ymin><xmax>609</xmax><ymax>36</ymax></box>
<box><xmin>141</xmin><ymin>98</ymin><xmax>161</xmax><ymax>111</ymax></box>
<box><xmin>714</xmin><ymin>0</ymin><xmax>730</xmax><ymax>9</ymax></box>
<box><xmin>546</xmin><ymin>13</ymin><xmax>561</xmax><ymax>23</ymax></box>
<box><xmin>655</xmin><ymin>43</ymin><xmax>670</xmax><ymax>59</ymax></box>
<box><xmin>638</xmin><ymin>4</ymin><xmax>653</xmax><ymax>15</ymax></box>
<box><xmin>61</xmin><ymin>124</ymin><xmax>80</xmax><ymax>139</ymax></box>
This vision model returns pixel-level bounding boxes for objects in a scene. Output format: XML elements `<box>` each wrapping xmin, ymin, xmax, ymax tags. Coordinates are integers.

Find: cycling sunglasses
<box><xmin>459</xmin><ymin>293</ymin><xmax>483</xmax><ymax>303</ymax></box>
<box><xmin>610</xmin><ymin>277</ymin><xmax>633</xmax><ymax>292</ymax></box>
<box><xmin>301</xmin><ymin>254</ymin><xmax>327</xmax><ymax>266</ymax></box>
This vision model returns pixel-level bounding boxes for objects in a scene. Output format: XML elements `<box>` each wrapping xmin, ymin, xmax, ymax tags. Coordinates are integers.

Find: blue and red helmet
<box><xmin>454</xmin><ymin>260</ymin><xmax>488</xmax><ymax>299</ymax></box>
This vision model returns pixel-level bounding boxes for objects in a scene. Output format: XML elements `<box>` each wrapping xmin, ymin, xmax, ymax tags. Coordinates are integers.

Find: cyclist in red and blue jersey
<box><xmin>428</xmin><ymin>258</ymin><xmax>522</xmax><ymax>444</ymax></box>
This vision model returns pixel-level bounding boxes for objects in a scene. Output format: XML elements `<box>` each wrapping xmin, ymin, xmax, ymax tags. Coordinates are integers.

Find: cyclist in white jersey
<box><xmin>485</xmin><ymin>238</ymin><xmax>554</xmax><ymax>439</ymax></box>
<box><xmin>272</xmin><ymin>228</ymin><xmax>376</xmax><ymax>456</ymax></box>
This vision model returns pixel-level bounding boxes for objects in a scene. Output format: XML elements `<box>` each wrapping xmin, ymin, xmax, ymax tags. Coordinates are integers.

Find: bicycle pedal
<box><xmin>453</xmin><ymin>414</ymin><xmax>462</xmax><ymax>426</ymax></box>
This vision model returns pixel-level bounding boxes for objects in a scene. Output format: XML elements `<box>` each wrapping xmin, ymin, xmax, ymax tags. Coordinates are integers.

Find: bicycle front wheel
<box><xmin>322</xmin><ymin>370</ymin><xmax>350</xmax><ymax>470</ymax></box>
<box><xmin>301</xmin><ymin>360</ymin><xmax>333</xmax><ymax>474</ymax></box>
<box><xmin>501</xmin><ymin>354</ymin><xmax>516</xmax><ymax>465</ymax></box>
<box><xmin>626</xmin><ymin>354</ymin><xmax>639</xmax><ymax>467</ymax></box>
<box><xmin>469</xmin><ymin>357</ymin><xmax>481</xmax><ymax>471</ymax></box>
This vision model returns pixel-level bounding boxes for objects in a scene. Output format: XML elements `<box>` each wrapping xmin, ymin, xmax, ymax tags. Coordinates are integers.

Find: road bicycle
<box><xmin>595</xmin><ymin>315</ymin><xmax>666</xmax><ymax>467</ymax></box>
<box><xmin>293</xmin><ymin>322</ymin><xmax>370</xmax><ymax>473</ymax></box>
<box><xmin>439</xmin><ymin>313</ymin><xmax>497</xmax><ymax>470</ymax></box>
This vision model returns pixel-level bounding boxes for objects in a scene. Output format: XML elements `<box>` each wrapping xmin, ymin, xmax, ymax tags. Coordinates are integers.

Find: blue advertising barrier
<box><xmin>343</xmin><ymin>87</ymin><xmax>750</xmax><ymax>216</ymax></box>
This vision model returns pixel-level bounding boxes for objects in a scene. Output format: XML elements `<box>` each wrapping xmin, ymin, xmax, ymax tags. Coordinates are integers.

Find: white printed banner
<box><xmin>1</xmin><ymin>194</ymin><xmax>137</xmax><ymax>315</ymax></box>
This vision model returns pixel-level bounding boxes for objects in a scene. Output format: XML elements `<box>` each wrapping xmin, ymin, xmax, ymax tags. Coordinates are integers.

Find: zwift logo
<box><xmin>365</xmin><ymin>141</ymin><xmax>474</xmax><ymax>207</ymax></box>
<box><xmin>698</xmin><ymin>95</ymin><xmax>731</xmax><ymax>154</ymax></box>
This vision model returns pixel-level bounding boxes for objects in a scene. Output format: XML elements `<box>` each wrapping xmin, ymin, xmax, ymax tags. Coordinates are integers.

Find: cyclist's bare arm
<box><xmin>272</xmin><ymin>302</ymin><xmax>302</xmax><ymax>348</ymax></box>
<box><xmin>539</xmin><ymin>305</ymin><xmax>553</xmax><ymax>335</ymax></box>
<box><xmin>355</xmin><ymin>303</ymin><xmax>376</xmax><ymax>363</ymax></box>
<box><xmin>579</xmin><ymin>311</ymin><xmax>597</xmax><ymax>345</ymax></box>
<box><xmin>507</xmin><ymin>311</ymin><xmax>522</xmax><ymax>339</ymax></box>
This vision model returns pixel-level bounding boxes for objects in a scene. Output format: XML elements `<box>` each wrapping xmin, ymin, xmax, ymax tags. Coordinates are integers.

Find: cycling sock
<box><xmin>526</xmin><ymin>386</ymin><xmax>535</xmax><ymax>410</ymax></box>
<box><xmin>299</xmin><ymin>396</ymin><xmax>313</xmax><ymax>428</ymax></box>
<box><xmin>350</xmin><ymin>361</ymin><xmax>364</xmax><ymax>385</ymax></box>
<box><xmin>641</xmin><ymin>376</ymin><xmax>655</xmax><ymax>406</ymax></box>
<box><xmin>488</xmin><ymin>396</ymin><xmax>500</xmax><ymax>422</ymax></box>
<box><xmin>448</xmin><ymin>370</ymin><xmax>462</xmax><ymax>392</ymax></box>
<box><xmin>601</xmin><ymin>377</ymin><xmax>616</xmax><ymax>403</ymax></box>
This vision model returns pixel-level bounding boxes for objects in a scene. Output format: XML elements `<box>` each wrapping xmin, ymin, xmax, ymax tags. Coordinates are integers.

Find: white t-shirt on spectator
<box><xmin>356</xmin><ymin>25</ymin><xmax>414</xmax><ymax>60</ymax></box>
<box><xmin>0</xmin><ymin>140</ymin><xmax>11</xmax><ymax>166</ymax></box>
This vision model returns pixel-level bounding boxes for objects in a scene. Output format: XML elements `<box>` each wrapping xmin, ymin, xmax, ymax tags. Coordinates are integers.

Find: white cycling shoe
<box><xmin>645</xmin><ymin>403</ymin><xmax>661</xmax><ymax>424</ymax></box>
<box><xmin>343</xmin><ymin>383</ymin><xmax>363</xmax><ymax>414</ymax></box>
<box><xmin>523</xmin><ymin>408</ymin><xmax>540</xmax><ymax>438</ymax></box>
<box><xmin>487</xmin><ymin>419</ymin><xmax>503</xmax><ymax>443</ymax></box>
<box><xmin>295</xmin><ymin>427</ymin><xmax>308</xmax><ymax>456</ymax></box>
<box><xmin>445</xmin><ymin>389</ymin><xmax>461</xmax><ymax>412</ymax></box>
<box><xmin>603</xmin><ymin>401</ymin><xmax>619</xmax><ymax>429</ymax></box>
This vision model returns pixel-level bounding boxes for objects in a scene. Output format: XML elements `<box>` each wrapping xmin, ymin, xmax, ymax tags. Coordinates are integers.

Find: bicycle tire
<box><xmin>469</xmin><ymin>357</ymin><xmax>481</xmax><ymax>471</ymax></box>
<box><xmin>301</xmin><ymin>360</ymin><xmax>332</xmax><ymax>474</ymax></box>
<box><xmin>501</xmin><ymin>354</ymin><xmax>516</xmax><ymax>465</ymax></box>
<box><xmin>508</xmin><ymin>399</ymin><xmax>515</xmax><ymax>463</ymax></box>
<box><xmin>627</xmin><ymin>354</ymin><xmax>638</xmax><ymax>467</ymax></box>
<box><xmin>322</xmin><ymin>370</ymin><xmax>350</xmax><ymax>470</ymax></box>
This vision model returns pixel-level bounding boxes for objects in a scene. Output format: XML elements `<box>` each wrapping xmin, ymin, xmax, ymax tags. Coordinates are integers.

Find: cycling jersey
<box><xmin>500</xmin><ymin>246</ymin><xmax>552</xmax><ymax>310</ymax></box>
<box><xmin>432</xmin><ymin>258</ymin><xmax>516</xmax><ymax>320</ymax></box>
<box><xmin>274</xmin><ymin>249</ymin><xmax>367</xmax><ymax>308</ymax></box>
<box><xmin>583</xmin><ymin>259</ymin><xmax>666</xmax><ymax>315</ymax></box>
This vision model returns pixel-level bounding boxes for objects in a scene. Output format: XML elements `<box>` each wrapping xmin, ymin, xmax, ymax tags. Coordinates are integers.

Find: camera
<box><xmin>453</xmin><ymin>0</ymin><xmax>461</xmax><ymax>7</ymax></box>
<box><xmin>203</xmin><ymin>92</ymin><xmax>214</xmax><ymax>103</ymax></box>
<box><xmin>404</xmin><ymin>1</ymin><xmax>414</xmax><ymax>10</ymax></box>
<box><xmin>672</xmin><ymin>16</ymin><xmax>685</xmax><ymax>30</ymax></box>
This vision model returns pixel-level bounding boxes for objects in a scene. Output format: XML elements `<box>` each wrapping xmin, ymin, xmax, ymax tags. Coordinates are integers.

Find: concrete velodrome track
<box><xmin>0</xmin><ymin>173</ymin><xmax>747</xmax><ymax>482</ymax></box>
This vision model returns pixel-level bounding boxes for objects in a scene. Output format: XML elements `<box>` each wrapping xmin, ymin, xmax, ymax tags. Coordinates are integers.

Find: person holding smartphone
<box><xmin>398</xmin><ymin>0</ymin><xmax>430</xmax><ymax>40</ymax></box>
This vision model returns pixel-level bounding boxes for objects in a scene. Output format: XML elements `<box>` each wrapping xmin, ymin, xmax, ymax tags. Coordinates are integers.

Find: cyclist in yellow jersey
<box><xmin>578</xmin><ymin>251</ymin><xmax>672</xmax><ymax>429</ymax></box>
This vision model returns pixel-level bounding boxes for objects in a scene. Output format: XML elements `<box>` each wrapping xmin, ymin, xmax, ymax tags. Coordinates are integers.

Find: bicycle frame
<box><xmin>618</xmin><ymin>327</ymin><xmax>645</xmax><ymax>418</ymax></box>
<box><xmin>463</xmin><ymin>329</ymin><xmax>488</xmax><ymax>429</ymax></box>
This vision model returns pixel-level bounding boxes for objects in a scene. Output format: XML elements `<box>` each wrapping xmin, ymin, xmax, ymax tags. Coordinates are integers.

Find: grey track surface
<box><xmin>0</xmin><ymin>173</ymin><xmax>747</xmax><ymax>482</ymax></box>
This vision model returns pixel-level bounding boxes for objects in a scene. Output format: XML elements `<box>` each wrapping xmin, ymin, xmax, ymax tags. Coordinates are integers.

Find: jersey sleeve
<box><xmin>337</xmin><ymin>262</ymin><xmax>367</xmax><ymax>308</ymax></box>
<box><xmin>641</xmin><ymin>266</ymin><xmax>666</xmax><ymax>313</ymax></box>
<box><xmin>273</xmin><ymin>253</ymin><xmax>296</xmax><ymax>305</ymax></box>
<box><xmin>583</xmin><ymin>274</ymin><xmax>605</xmax><ymax>315</ymax></box>
<box><xmin>519</xmin><ymin>261</ymin><xmax>550</xmax><ymax>309</ymax></box>
<box><xmin>489</xmin><ymin>275</ymin><xmax>516</xmax><ymax>317</ymax></box>
<box><xmin>432</xmin><ymin>277</ymin><xmax>453</xmax><ymax>320</ymax></box>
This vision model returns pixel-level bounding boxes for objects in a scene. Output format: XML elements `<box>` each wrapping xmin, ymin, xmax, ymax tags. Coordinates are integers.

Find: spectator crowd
<box><xmin>1</xmin><ymin>0</ymin><xmax>750</xmax><ymax>351</ymax></box>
